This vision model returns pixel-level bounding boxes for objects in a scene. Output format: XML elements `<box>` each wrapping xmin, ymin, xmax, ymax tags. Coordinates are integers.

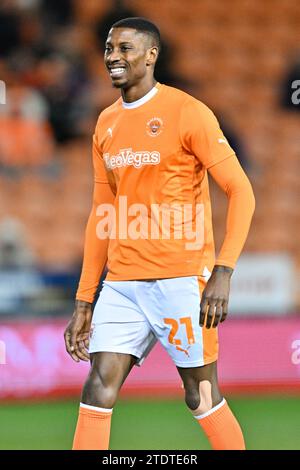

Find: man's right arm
<box><xmin>64</xmin><ymin>180</ymin><xmax>115</xmax><ymax>362</ymax></box>
<box><xmin>64</xmin><ymin>126</ymin><xmax>115</xmax><ymax>361</ymax></box>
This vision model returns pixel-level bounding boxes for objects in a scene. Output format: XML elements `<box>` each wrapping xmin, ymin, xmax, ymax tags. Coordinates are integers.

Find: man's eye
<box><xmin>121</xmin><ymin>46</ymin><xmax>131</xmax><ymax>51</ymax></box>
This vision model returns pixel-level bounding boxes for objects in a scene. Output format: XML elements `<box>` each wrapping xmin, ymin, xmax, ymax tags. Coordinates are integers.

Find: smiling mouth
<box><xmin>109</xmin><ymin>67</ymin><xmax>126</xmax><ymax>78</ymax></box>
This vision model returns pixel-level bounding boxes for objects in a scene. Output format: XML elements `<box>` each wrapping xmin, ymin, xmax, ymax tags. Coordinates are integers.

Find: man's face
<box><xmin>104</xmin><ymin>27</ymin><xmax>153</xmax><ymax>89</ymax></box>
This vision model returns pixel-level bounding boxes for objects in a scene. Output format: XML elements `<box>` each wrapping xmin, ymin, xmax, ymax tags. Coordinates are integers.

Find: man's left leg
<box><xmin>135</xmin><ymin>276</ymin><xmax>245</xmax><ymax>450</ymax></box>
<box><xmin>177</xmin><ymin>361</ymin><xmax>245</xmax><ymax>450</ymax></box>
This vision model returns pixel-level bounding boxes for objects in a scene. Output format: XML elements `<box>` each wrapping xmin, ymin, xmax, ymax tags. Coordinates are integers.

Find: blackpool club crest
<box><xmin>146</xmin><ymin>117</ymin><xmax>163</xmax><ymax>137</ymax></box>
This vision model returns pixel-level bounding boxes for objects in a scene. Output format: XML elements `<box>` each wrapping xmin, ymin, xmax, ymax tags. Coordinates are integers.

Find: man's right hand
<box><xmin>64</xmin><ymin>300</ymin><xmax>93</xmax><ymax>362</ymax></box>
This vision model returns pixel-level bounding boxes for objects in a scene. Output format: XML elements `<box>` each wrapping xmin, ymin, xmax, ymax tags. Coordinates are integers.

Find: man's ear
<box><xmin>146</xmin><ymin>46</ymin><xmax>159</xmax><ymax>66</ymax></box>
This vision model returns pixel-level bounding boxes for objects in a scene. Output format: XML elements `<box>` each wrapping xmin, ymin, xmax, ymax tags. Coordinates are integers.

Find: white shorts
<box><xmin>89</xmin><ymin>276</ymin><xmax>218</xmax><ymax>368</ymax></box>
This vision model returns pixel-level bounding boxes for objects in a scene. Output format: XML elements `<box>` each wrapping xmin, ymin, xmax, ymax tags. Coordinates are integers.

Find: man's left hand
<box><xmin>200</xmin><ymin>265</ymin><xmax>233</xmax><ymax>328</ymax></box>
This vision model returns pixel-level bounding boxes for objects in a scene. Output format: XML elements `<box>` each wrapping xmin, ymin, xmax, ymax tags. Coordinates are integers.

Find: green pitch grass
<box><xmin>0</xmin><ymin>396</ymin><xmax>299</xmax><ymax>450</ymax></box>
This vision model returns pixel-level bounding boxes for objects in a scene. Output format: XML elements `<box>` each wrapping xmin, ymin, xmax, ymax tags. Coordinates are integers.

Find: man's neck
<box><xmin>121</xmin><ymin>78</ymin><xmax>157</xmax><ymax>103</ymax></box>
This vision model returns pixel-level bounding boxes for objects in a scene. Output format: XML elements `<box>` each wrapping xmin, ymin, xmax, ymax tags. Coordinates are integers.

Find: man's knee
<box><xmin>185</xmin><ymin>380</ymin><xmax>219</xmax><ymax>415</ymax></box>
<box><xmin>81</xmin><ymin>365</ymin><xmax>119</xmax><ymax>408</ymax></box>
<box><xmin>81</xmin><ymin>352</ymin><xmax>135</xmax><ymax>408</ymax></box>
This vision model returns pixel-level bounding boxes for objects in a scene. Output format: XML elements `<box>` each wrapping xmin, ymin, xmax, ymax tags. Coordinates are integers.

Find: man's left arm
<box><xmin>200</xmin><ymin>155</ymin><xmax>255</xmax><ymax>328</ymax></box>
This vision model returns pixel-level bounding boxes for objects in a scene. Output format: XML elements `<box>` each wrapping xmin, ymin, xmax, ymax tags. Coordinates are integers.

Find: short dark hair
<box><xmin>111</xmin><ymin>17</ymin><xmax>161</xmax><ymax>52</ymax></box>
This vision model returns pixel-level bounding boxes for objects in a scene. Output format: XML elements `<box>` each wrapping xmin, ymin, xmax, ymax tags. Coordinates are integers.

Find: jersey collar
<box><xmin>122</xmin><ymin>84</ymin><xmax>159</xmax><ymax>109</ymax></box>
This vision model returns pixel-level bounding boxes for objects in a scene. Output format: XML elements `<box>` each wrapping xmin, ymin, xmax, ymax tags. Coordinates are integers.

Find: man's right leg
<box><xmin>72</xmin><ymin>351</ymin><xmax>136</xmax><ymax>450</ymax></box>
<box><xmin>72</xmin><ymin>280</ymin><xmax>156</xmax><ymax>450</ymax></box>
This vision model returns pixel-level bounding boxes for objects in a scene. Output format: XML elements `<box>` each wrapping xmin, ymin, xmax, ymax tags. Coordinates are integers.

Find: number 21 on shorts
<box><xmin>164</xmin><ymin>317</ymin><xmax>195</xmax><ymax>353</ymax></box>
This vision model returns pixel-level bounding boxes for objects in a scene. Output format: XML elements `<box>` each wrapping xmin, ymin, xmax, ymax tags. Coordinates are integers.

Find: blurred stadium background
<box><xmin>0</xmin><ymin>0</ymin><xmax>299</xmax><ymax>450</ymax></box>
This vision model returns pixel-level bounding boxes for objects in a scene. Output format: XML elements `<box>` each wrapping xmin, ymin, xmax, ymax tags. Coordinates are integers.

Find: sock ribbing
<box><xmin>72</xmin><ymin>403</ymin><xmax>113</xmax><ymax>450</ymax></box>
<box><xmin>196</xmin><ymin>400</ymin><xmax>245</xmax><ymax>450</ymax></box>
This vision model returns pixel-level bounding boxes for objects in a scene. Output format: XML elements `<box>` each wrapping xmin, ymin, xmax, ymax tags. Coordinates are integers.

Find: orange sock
<box><xmin>72</xmin><ymin>403</ymin><xmax>112</xmax><ymax>450</ymax></box>
<box><xmin>194</xmin><ymin>399</ymin><xmax>245</xmax><ymax>450</ymax></box>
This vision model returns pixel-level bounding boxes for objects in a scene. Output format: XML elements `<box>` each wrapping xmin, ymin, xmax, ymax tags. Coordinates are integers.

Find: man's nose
<box><xmin>108</xmin><ymin>49</ymin><xmax>121</xmax><ymax>62</ymax></box>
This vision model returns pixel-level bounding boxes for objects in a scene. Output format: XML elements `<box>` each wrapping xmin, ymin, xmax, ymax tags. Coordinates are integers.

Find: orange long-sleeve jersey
<box><xmin>76</xmin><ymin>84</ymin><xmax>255</xmax><ymax>303</ymax></box>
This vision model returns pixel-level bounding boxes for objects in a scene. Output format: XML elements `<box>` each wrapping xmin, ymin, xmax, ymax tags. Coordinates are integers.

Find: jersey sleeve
<box><xmin>179</xmin><ymin>98</ymin><xmax>235</xmax><ymax>168</ymax></box>
<box><xmin>209</xmin><ymin>155</ymin><xmax>255</xmax><ymax>268</ymax></box>
<box><xmin>75</xmin><ymin>182</ymin><xmax>112</xmax><ymax>303</ymax></box>
<box><xmin>76</xmin><ymin>118</ymin><xmax>116</xmax><ymax>302</ymax></box>
<box><xmin>93</xmin><ymin>130</ymin><xmax>109</xmax><ymax>183</ymax></box>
